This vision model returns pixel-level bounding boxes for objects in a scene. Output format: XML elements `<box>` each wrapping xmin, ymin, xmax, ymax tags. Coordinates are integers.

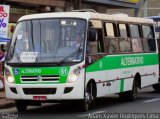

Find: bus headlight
<box><xmin>5</xmin><ymin>67</ymin><xmax>15</xmax><ymax>83</ymax></box>
<box><xmin>7</xmin><ymin>76</ymin><xmax>14</xmax><ymax>83</ymax></box>
<box><xmin>68</xmin><ymin>66</ymin><xmax>82</xmax><ymax>83</ymax></box>
<box><xmin>68</xmin><ymin>74</ymin><xmax>79</xmax><ymax>83</ymax></box>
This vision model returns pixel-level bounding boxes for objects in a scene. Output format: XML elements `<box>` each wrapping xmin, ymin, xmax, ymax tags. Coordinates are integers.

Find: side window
<box><xmin>119</xmin><ymin>24</ymin><xmax>127</xmax><ymax>37</ymax></box>
<box><xmin>130</xmin><ymin>25</ymin><xmax>143</xmax><ymax>52</ymax></box>
<box><xmin>130</xmin><ymin>25</ymin><xmax>140</xmax><ymax>37</ymax></box>
<box><xmin>88</xmin><ymin>20</ymin><xmax>105</xmax><ymax>54</ymax></box>
<box><xmin>143</xmin><ymin>25</ymin><xmax>154</xmax><ymax>38</ymax></box>
<box><xmin>105</xmin><ymin>23</ymin><xmax>115</xmax><ymax>37</ymax></box>
<box><xmin>118</xmin><ymin>24</ymin><xmax>131</xmax><ymax>52</ymax></box>
<box><xmin>104</xmin><ymin>22</ymin><xmax>119</xmax><ymax>54</ymax></box>
<box><xmin>142</xmin><ymin>25</ymin><xmax>156</xmax><ymax>52</ymax></box>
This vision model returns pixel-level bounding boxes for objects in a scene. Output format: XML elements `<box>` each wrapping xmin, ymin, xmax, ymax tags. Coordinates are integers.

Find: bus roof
<box><xmin>18</xmin><ymin>12</ymin><xmax>153</xmax><ymax>24</ymax></box>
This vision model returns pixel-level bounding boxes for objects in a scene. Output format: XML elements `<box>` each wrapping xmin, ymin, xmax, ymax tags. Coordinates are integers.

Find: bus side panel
<box><xmin>105</xmin><ymin>68</ymin><xmax>133</xmax><ymax>94</ymax></box>
<box><xmin>86</xmin><ymin>68</ymin><xmax>134</xmax><ymax>98</ymax></box>
<box><xmin>140</xmin><ymin>65</ymin><xmax>159</xmax><ymax>88</ymax></box>
<box><xmin>86</xmin><ymin>71</ymin><xmax>107</xmax><ymax>97</ymax></box>
<box><xmin>86</xmin><ymin>53</ymin><xmax>159</xmax><ymax>98</ymax></box>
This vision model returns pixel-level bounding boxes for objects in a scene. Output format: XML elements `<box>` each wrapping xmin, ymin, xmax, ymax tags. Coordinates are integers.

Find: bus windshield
<box><xmin>6</xmin><ymin>19</ymin><xmax>86</xmax><ymax>65</ymax></box>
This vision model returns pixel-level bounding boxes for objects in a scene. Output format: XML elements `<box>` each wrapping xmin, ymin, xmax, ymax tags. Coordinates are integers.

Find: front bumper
<box><xmin>5</xmin><ymin>80</ymin><xmax>84</xmax><ymax>100</ymax></box>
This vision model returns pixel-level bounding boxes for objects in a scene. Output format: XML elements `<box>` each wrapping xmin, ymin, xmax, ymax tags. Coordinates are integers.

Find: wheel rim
<box><xmin>84</xmin><ymin>89</ymin><xmax>92</xmax><ymax>110</ymax></box>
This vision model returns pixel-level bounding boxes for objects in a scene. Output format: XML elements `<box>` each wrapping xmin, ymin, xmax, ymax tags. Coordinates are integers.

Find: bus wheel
<box><xmin>80</xmin><ymin>86</ymin><xmax>91</xmax><ymax>111</ymax></box>
<box><xmin>15</xmin><ymin>100</ymin><xmax>27</xmax><ymax>112</ymax></box>
<box><xmin>152</xmin><ymin>83</ymin><xmax>160</xmax><ymax>92</ymax></box>
<box><xmin>119</xmin><ymin>80</ymin><xmax>138</xmax><ymax>101</ymax></box>
<box><xmin>80</xmin><ymin>82</ymin><xmax>96</xmax><ymax>111</ymax></box>
<box><xmin>129</xmin><ymin>80</ymin><xmax>138</xmax><ymax>101</ymax></box>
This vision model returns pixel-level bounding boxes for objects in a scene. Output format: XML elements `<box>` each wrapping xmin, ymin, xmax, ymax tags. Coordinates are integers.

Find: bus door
<box><xmin>86</xmin><ymin>20</ymin><xmax>108</xmax><ymax>97</ymax></box>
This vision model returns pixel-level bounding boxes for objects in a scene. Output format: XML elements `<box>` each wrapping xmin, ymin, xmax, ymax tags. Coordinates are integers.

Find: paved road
<box><xmin>0</xmin><ymin>86</ymin><xmax>160</xmax><ymax>119</ymax></box>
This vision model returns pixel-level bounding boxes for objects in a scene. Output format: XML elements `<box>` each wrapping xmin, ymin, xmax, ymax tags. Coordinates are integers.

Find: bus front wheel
<box><xmin>79</xmin><ymin>86</ymin><xmax>91</xmax><ymax>111</ymax></box>
<box><xmin>80</xmin><ymin>82</ymin><xmax>96</xmax><ymax>111</ymax></box>
<box><xmin>15</xmin><ymin>100</ymin><xmax>27</xmax><ymax>112</ymax></box>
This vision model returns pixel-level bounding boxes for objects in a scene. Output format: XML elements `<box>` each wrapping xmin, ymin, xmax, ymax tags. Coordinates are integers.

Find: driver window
<box><xmin>88</xmin><ymin>20</ymin><xmax>104</xmax><ymax>54</ymax></box>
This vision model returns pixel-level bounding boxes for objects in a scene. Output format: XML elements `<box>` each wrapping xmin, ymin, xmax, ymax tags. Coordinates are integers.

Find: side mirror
<box><xmin>89</xmin><ymin>28</ymin><xmax>98</xmax><ymax>42</ymax></box>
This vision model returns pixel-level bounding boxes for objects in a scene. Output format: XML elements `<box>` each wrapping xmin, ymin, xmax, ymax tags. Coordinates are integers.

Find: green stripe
<box><xmin>86</xmin><ymin>53</ymin><xmax>158</xmax><ymax>72</ymax></box>
<box><xmin>120</xmin><ymin>79</ymin><xmax>124</xmax><ymax>92</ymax></box>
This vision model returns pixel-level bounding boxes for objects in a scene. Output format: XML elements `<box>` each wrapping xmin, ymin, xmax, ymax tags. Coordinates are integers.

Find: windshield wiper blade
<box><xmin>57</xmin><ymin>47</ymin><xmax>81</xmax><ymax>65</ymax></box>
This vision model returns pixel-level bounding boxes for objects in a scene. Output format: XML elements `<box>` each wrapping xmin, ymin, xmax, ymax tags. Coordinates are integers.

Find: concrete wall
<box><xmin>93</xmin><ymin>0</ymin><xmax>160</xmax><ymax>17</ymax></box>
<box><xmin>7</xmin><ymin>0</ymin><xmax>160</xmax><ymax>22</ymax></box>
<box><xmin>141</xmin><ymin>0</ymin><xmax>160</xmax><ymax>17</ymax></box>
<box><xmin>9</xmin><ymin>0</ymin><xmax>65</xmax><ymax>7</ymax></box>
<box><xmin>106</xmin><ymin>9</ymin><xmax>135</xmax><ymax>17</ymax></box>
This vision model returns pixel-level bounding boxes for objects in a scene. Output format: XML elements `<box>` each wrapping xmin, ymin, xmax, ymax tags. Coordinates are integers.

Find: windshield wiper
<box><xmin>57</xmin><ymin>46</ymin><xmax>82</xmax><ymax>65</ymax></box>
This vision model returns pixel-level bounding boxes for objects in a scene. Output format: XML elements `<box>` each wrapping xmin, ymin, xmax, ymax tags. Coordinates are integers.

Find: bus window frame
<box><xmin>103</xmin><ymin>21</ymin><xmax>121</xmax><ymax>55</ymax></box>
<box><xmin>141</xmin><ymin>24</ymin><xmax>157</xmax><ymax>53</ymax></box>
<box><xmin>87</xmin><ymin>19</ymin><xmax>157</xmax><ymax>56</ymax></box>
<box><xmin>129</xmin><ymin>24</ymin><xmax>144</xmax><ymax>53</ymax></box>
<box><xmin>117</xmin><ymin>22</ymin><xmax>132</xmax><ymax>53</ymax></box>
<box><xmin>87</xmin><ymin>19</ymin><xmax>106</xmax><ymax>56</ymax></box>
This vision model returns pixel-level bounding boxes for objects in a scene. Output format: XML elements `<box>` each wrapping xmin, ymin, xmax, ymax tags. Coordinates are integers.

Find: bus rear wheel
<box><xmin>15</xmin><ymin>100</ymin><xmax>27</xmax><ymax>112</ymax></box>
<box><xmin>152</xmin><ymin>83</ymin><xmax>160</xmax><ymax>92</ymax></box>
<box><xmin>119</xmin><ymin>80</ymin><xmax>138</xmax><ymax>101</ymax></box>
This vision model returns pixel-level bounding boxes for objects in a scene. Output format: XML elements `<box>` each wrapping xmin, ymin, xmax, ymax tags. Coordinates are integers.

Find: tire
<box><xmin>152</xmin><ymin>83</ymin><xmax>160</xmax><ymax>92</ymax></box>
<box><xmin>79</xmin><ymin>82</ymin><xmax>96</xmax><ymax>111</ymax></box>
<box><xmin>119</xmin><ymin>80</ymin><xmax>138</xmax><ymax>101</ymax></box>
<box><xmin>128</xmin><ymin>80</ymin><xmax>138</xmax><ymax>101</ymax></box>
<box><xmin>15</xmin><ymin>100</ymin><xmax>27</xmax><ymax>112</ymax></box>
<box><xmin>119</xmin><ymin>92</ymin><xmax>128</xmax><ymax>101</ymax></box>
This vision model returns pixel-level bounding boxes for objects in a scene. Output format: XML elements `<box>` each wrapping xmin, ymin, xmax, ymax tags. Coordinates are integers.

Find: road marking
<box><xmin>78</xmin><ymin>114</ymin><xmax>88</xmax><ymax>117</ymax></box>
<box><xmin>93</xmin><ymin>111</ymin><xmax>106</xmax><ymax>113</ymax></box>
<box><xmin>78</xmin><ymin>111</ymin><xmax>105</xmax><ymax>117</ymax></box>
<box><xmin>143</xmin><ymin>98</ymin><xmax>160</xmax><ymax>103</ymax></box>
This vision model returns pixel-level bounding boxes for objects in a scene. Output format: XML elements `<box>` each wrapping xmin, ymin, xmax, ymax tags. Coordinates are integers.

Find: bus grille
<box><xmin>23</xmin><ymin>88</ymin><xmax>57</xmax><ymax>95</ymax></box>
<box><xmin>21</xmin><ymin>75</ymin><xmax>60</xmax><ymax>82</ymax></box>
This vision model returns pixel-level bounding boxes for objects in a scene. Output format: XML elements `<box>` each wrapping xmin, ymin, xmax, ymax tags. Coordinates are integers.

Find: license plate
<box><xmin>33</xmin><ymin>96</ymin><xmax>47</xmax><ymax>101</ymax></box>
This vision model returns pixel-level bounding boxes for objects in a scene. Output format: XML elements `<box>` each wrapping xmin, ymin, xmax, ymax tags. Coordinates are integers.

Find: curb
<box><xmin>0</xmin><ymin>91</ymin><xmax>15</xmax><ymax>109</ymax></box>
<box><xmin>0</xmin><ymin>101</ymin><xmax>15</xmax><ymax>109</ymax></box>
